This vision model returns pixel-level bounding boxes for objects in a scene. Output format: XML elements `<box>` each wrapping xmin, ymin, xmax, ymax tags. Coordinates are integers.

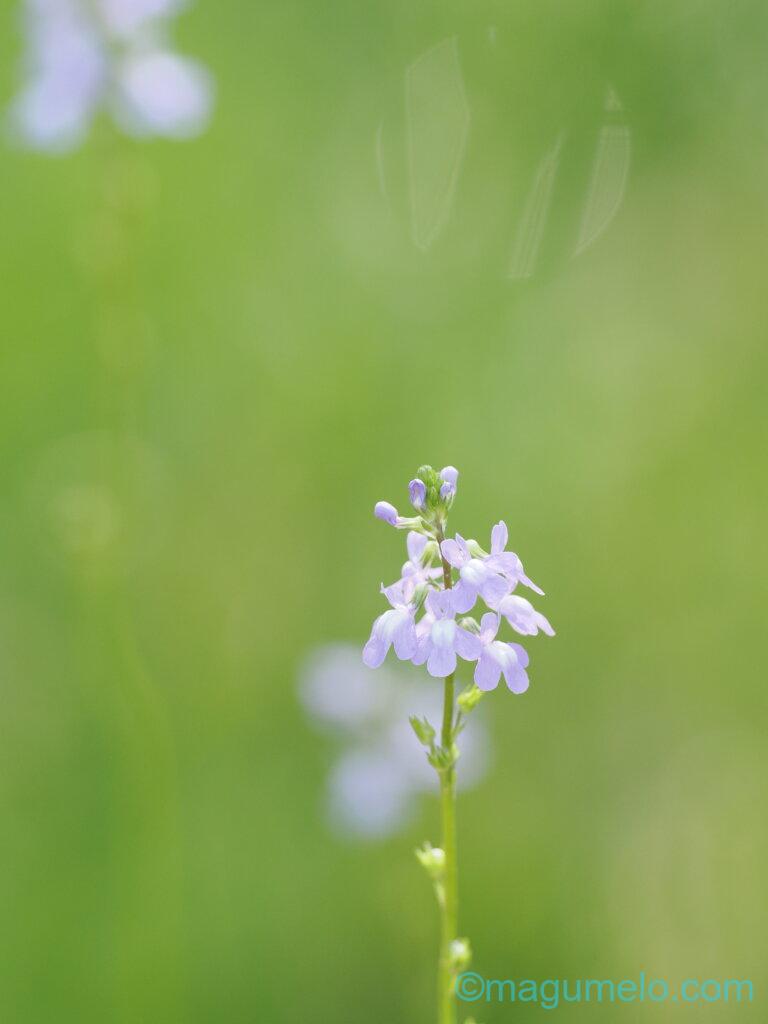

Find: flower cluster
<box><xmin>364</xmin><ymin>465</ymin><xmax>554</xmax><ymax>693</ymax></box>
<box><xmin>8</xmin><ymin>0</ymin><xmax>214</xmax><ymax>153</ymax></box>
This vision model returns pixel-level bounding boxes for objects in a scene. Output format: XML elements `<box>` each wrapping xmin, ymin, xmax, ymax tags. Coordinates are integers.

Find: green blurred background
<box><xmin>0</xmin><ymin>1</ymin><xmax>766</xmax><ymax>1021</ymax></box>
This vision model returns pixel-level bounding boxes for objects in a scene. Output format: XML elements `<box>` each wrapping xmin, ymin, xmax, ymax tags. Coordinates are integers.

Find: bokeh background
<box><xmin>0</xmin><ymin>1</ymin><xmax>766</xmax><ymax>1021</ymax></box>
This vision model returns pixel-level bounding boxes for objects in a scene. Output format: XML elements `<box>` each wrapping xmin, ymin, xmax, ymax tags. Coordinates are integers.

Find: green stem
<box><xmin>438</xmin><ymin>675</ymin><xmax>457</xmax><ymax>1024</ymax></box>
<box><xmin>436</xmin><ymin>522</ymin><xmax>457</xmax><ymax>1024</ymax></box>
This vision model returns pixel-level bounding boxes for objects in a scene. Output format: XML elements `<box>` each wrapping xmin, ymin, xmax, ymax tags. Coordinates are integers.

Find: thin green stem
<box><xmin>438</xmin><ymin>686</ymin><xmax>457</xmax><ymax>1024</ymax></box>
<box><xmin>436</xmin><ymin>522</ymin><xmax>458</xmax><ymax>1024</ymax></box>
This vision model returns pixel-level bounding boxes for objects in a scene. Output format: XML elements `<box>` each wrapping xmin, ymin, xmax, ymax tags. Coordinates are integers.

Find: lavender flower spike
<box><xmin>411</xmin><ymin>590</ymin><xmax>481</xmax><ymax>678</ymax></box>
<box><xmin>474</xmin><ymin>613</ymin><xmax>530</xmax><ymax>693</ymax></box>
<box><xmin>362</xmin><ymin>461</ymin><xmax>554</xmax><ymax>1023</ymax></box>
<box><xmin>408</xmin><ymin>478</ymin><xmax>427</xmax><ymax>509</ymax></box>
<box><xmin>362</xmin><ymin>581</ymin><xmax>418</xmax><ymax>667</ymax></box>
<box><xmin>439</xmin><ymin>465</ymin><xmax>458</xmax><ymax>499</ymax></box>
<box><xmin>440</xmin><ymin>533</ymin><xmax>508</xmax><ymax>614</ymax></box>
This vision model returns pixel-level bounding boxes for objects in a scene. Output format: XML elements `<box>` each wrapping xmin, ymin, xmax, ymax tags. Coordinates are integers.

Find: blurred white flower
<box><xmin>299</xmin><ymin>643</ymin><xmax>492</xmax><ymax>839</ymax></box>
<box><xmin>8</xmin><ymin>0</ymin><xmax>214</xmax><ymax>152</ymax></box>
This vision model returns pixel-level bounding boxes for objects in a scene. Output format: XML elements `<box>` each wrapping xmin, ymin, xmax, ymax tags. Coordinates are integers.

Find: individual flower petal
<box><xmin>478</xmin><ymin>612</ymin><xmax>499</xmax><ymax>643</ymax></box>
<box><xmin>454</xmin><ymin>627</ymin><xmax>482</xmax><ymax>661</ymax></box>
<box><xmin>440</xmin><ymin>537</ymin><xmax>466</xmax><ymax>568</ymax></box>
<box><xmin>491</xmin><ymin>520</ymin><xmax>508</xmax><ymax>555</ymax></box>
<box><xmin>440</xmin><ymin>466</ymin><xmax>458</xmax><ymax>488</ymax></box>
<box><xmin>408</xmin><ymin>478</ymin><xmax>426</xmax><ymax>509</ymax></box>
<box><xmin>427</xmin><ymin>643</ymin><xmax>457</xmax><ymax>678</ymax></box>
<box><xmin>113</xmin><ymin>50</ymin><xmax>213</xmax><ymax>139</ymax></box>
<box><xmin>508</xmin><ymin>642</ymin><xmax>529</xmax><ymax>669</ymax></box>
<box><xmin>406</xmin><ymin>531</ymin><xmax>427</xmax><ymax>563</ymax></box>
<box><xmin>374</xmin><ymin>500</ymin><xmax>399</xmax><ymax>525</ymax></box>
<box><xmin>362</xmin><ymin>632</ymin><xmax>388</xmax><ymax>668</ymax></box>
<box><xmin>449</xmin><ymin>578</ymin><xmax>477</xmax><ymax>614</ymax></box>
<box><xmin>479</xmin><ymin>573</ymin><xmax>509</xmax><ymax>607</ymax></box>
<box><xmin>503</xmin><ymin>651</ymin><xmax>530</xmax><ymax>694</ymax></box>
<box><xmin>425</xmin><ymin>588</ymin><xmax>453</xmax><ymax>619</ymax></box>
<box><xmin>391</xmin><ymin>616</ymin><xmax>417</xmax><ymax>660</ymax></box>
<box><xmin>381</xmin><ymin>579</ymin><xmax>408</xmax><ymax>608</ymax></box>
<box><xmin>475</xmin><ymin>650</ymin><xmax>502</xmax><ymax>691</ymax></box>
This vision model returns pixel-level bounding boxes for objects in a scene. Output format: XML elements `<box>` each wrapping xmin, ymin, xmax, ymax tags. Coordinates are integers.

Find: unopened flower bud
<box><xmin>409</xmin><ymin>478</ymin><xmax>427</xmax><ymax>509</ymax></box>
<box><xmin>416</xmin><ymin>842</ymin><xmax>445</xmax><ymax>880</ymax></box>
<box><xmin>457</xmin><ymin>684</ymin><xmax>485</xmax><ymax>713</ymax></box>
<box><xmin>439</xmin><ymin>466</ymin><xmax>459</xmax><ymax>492</ymax></box>
<box><xmin>374</xmin><ymin>500</ymin><xmax>399</xmax><ymax>525</ymax></box>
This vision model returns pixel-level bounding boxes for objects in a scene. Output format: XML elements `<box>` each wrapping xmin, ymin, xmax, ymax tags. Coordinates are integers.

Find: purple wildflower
<box><xmin>362</xmin><ymin>580</ymin><xmax>418</xmax><ymax>667</ymax></box>
<box><xmin>440</xmin><ymin>533</ymin><xmax>508</xmax><ymax>613</ymax></box>
<box><xmin>8</xmin><ymin>0</ymin><xmax>214</xmax><ymax>153</ymax></box>
<box><xmin>498</xmin><ymin>594</ymin><xmax>555</xmax><ymax>637</ymax></box>
<box><xmin>411</xmin><ymin>590</ymin><xmax>481</xmax><ymax>678</ymax></box>
<box><xmin>474</xmin><ymin>613</ymin><xmax>530</xmax><ymax>693</ymax></box>
<box><xmin>484</xmin><ymin>521</ymin><xmax>544</xmax><ymax>595</ymax></box>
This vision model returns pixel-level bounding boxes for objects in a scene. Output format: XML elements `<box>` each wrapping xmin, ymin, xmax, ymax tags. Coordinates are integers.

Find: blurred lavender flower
<box><xmin>8</xmin><ymin>0</ymin><xmax>214</xmax><ymax>153</ymax></box>
<box><xmin>299</xmin><ymin>643</ymin><xmax>491</xmax><ymax>839</ymax></box>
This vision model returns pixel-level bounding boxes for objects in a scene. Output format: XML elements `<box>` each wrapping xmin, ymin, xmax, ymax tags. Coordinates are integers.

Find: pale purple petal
<box><xmin>519</xmin><ymin>571</ymin><xmax>545</xmax><ymax>596</ymax></box>
<box><xmin>114</xmin><ymin>51</ymin><xmax>213</xmax><ymax>139</ymax></box>
<box><xmin>408</xmin><ymin>478</ymin><xmax>426</xmax><ymax>509</ymax></box>
<box><xmin>491</xmin><ymin>520</ymin><xmax>508</xmax><ymax>556</ymax></box>
<box><xmin>449</xmin><ymin>579</ymin><xmax>477</xmax><ymax>614</ymax></box>
<box><xmin>427</xmin><ymin>644</ymin><xmax>457</xmax><ymax>678</ymax></box>
<box><xmin>362</xmin><ymin>635</ymin><xmax>388</xmax><ymax>668</ymax></box>
<box><xmin>374</xmin><ymin>500</ymin><xmax>398</xmax><ymax>525</ymax></box>
<box><xmin>440</xmin><ymin>538</ymin><xmax>466</xmax><ymax>568</ymax></box>
<box><xmin>480</xmin><ymin>573</ymin><xmax>509</xmax><ymax>607</ymax></box>
<box><xmin>475</xmin><ymin>651</ymin><xmax>501</xmax><ymax>691</ymax></box>
<box><xmin>439</xmin><ymin>466</ymin><xmax>459</xmax><ymax>487</ymax></box>
<box><xmin>454</xmin><ymin>627</ymin><xmax>482</xmax><ymax>661</ymax></box>
<box><xmin>534</xmin><ymin>611</ymin><xmax>555</xmax><ymax>636</ymax></box>
<box><xmin>406</xmin><ymin>531</ymin><xmax>427</xmax><ymax>563</ymax></box>
<box><xmin>410</xmin><ymin>636</ymin><xmax>429</xmax><ymax>666</ymax></box>
<box><xmin>440</xmin><ymin>480</ymin><xmax>455</xmax><ymax>499</ymax></box>
<box><xmin>503</xmin><ymin>660</ymin><xmax>530</xmax><ymax>694</ymax></box>
<box><xmin>426</xmin><ymin>588</ymin><xmax>453</xmax><ymax>619</ymax></box>
<box><xmin>479</xmin><ymin>612</ymin><xmax>499</xmax><ymax>643</ymax></box>
<box><xmin>381</xmin><ymin>580</ymin><xmax>408</xmax><ymax>608</ymax></box>
<box><xmin>508</xmin><ymin>642</ymin><xmax>529</xmax><ymax>669</ymax></box>
<box><xmin>392</xmin><ymin>617</ymin><xmax>417</xmax><ymax>660</ymax></box>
